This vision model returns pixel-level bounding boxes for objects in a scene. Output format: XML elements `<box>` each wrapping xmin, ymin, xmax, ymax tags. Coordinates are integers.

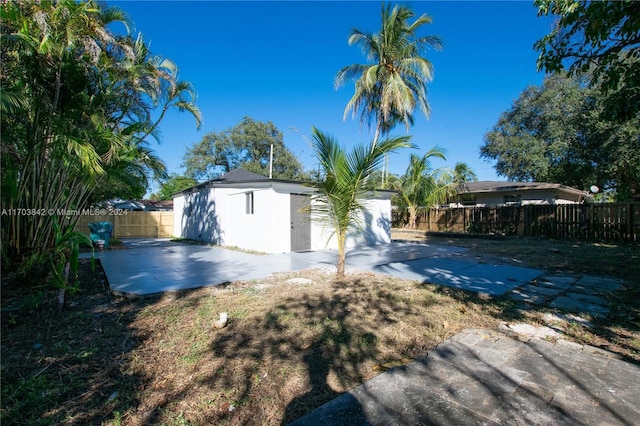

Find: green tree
<box><xmin>335</xmin><ymin>3</ymin><xmax>442</xmax><ymax>146</ymax></box>
<box><xmin>480</xmin><ymin>74</ymin><xmax>640</xmax><ymax>200</ymax></box>
<box><xmin>361</xmin><ymin>170</ymin><xmax>402</xmax><ymax>191</ymax></box>
<box><xmin>183</xmin><ymin>117</ymin><xmax>306</xmax><ymax>181</ymax></box>
<box><xmin>311</xmin><ymin>127</ymin><xmax>414</xmax><ymax>277</ymax></box>
<box><xmin>451</xmin><ymin>162</ymin><xmax>478</xmax><ymax>185</ymax></box>
<box><xmin>151</xmin><ymin>174</ymin><xmax>198</xmax><ymax>201</ymax></box>
<box><xmin>534</xmin><ymin>0</ymin><xmax>640</xmax><ymax>121</ymax></box>
<box><xmin>397</xmin><ymin>147</ymin><xmax>450</xmax><ymax>228</ymax></box>
<box><xmin>0</xmin><ymin>0</ymin><xmax>201</xmax><ymax>258</ymax></box>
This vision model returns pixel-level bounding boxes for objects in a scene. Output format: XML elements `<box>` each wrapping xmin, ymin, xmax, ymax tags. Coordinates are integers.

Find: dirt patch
<box><xmin>393</xmin><ymin>231</ymin><xmax>640</xmax><ymax>280</ymax></box>
<box><xmin>2</xmin><ymin>235</ymin><xmax>639</xmax><ymax>425</ymax></box>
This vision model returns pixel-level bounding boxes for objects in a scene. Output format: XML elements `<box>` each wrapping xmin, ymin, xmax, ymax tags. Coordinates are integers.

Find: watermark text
<box><xmin>1</xmin><ymin>208</ymin><xmax>129</xmax><ymax>217</ymax></box>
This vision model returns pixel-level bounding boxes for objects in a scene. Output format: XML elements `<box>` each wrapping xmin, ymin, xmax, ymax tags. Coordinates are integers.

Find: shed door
<box><xmin>290</xmin><ymin>194</ymin><xmax>311</xmax><ymax>252</ymax></box>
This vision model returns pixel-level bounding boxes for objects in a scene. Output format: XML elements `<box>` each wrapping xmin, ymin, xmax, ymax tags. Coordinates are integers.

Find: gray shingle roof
<box><xmin>459</xmin><ymin>181</ymin><xmax>585</xmax><ymax>195</ymax></box>
<box><xmin>211</xmin><ymin>169</ymin><xmax>269</xmax><ymax>183</ymax></box>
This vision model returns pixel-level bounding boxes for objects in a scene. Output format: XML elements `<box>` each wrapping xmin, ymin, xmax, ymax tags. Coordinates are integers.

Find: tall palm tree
<box><xmin>399</xmin><ymin>146</ymin><xmax>450</xmax><ymax>228</ymax></box>
<box><xmin>335</xmin><ymin>3</ymin><xmax>442</xmax><ymax>146</ymax></box>
<box><xmin>311</xmin><ymin>127</ymin><xmax>414</xmax><ymax>277</ymax></box>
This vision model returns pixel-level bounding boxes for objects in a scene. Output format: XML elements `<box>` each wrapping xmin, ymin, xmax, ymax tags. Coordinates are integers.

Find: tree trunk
<box><xmin>337</xmin><ymin>232</ymin><xmax>346</xmax><ymax>278</ymax></box>
<box><xmin>408</xmin><ymin>207</ymin><xmax>418</xmax><ymax>229</ymax></box>
<box><xmin>57</xmin><ymin>262</ymin><xmax>70</xmax><ymax>311</ymax></box>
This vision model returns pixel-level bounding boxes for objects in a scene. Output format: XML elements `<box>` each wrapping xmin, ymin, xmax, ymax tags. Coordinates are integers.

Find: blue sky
<box><xmin>111</xmin><ymin>1</ymin><xmax>555</xmax><ymax>190</ymax></box>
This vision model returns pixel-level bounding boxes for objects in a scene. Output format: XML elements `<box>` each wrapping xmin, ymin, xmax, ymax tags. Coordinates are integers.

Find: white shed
<box><xmin>172</xmin><ymin>169</ymin><xmax>393</xmax><ymax>253</ymax></box>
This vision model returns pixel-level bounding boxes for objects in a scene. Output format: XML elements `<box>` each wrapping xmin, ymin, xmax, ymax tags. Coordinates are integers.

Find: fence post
<box><xmin>588</xmin><ymin>204</ymin><xmax>594</xmax><ymax>239</ymax></box>
<box><xmin>627</xmin><ymin>203</ymin><xmax>632</xmax><ymax>241</ymax></box>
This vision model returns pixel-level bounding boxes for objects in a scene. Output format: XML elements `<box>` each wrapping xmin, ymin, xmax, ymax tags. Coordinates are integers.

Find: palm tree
<box><xmin>452</xmin><ymin>162</ymin><xmax>478</xmax><ymax>184</ymax></box>
<box><xmin>437</xmin><ymin>162</ymin><xmax>479</xmax><ymax>204</ymax></box>
<box><xmin>311</xmin><ymin>127</ymin><xmax>414</xmax><ymax>277</ymax></box>
<box><xmin>1</xmin><ymin>0</ymin><xmax>201</xmax><ymax>257</ymax></box>
<box><xmin>451</xmin><ymin>162</ymin><xmax>478</xmax><ymax>190</ymax></box>
<box><xmin>399</xmin><ymin>146</ymin><xmax>450</xmax><ymax>228</ymax></box>
<box><xmin>335</xmin><ymin>3</ymin><xmax>442</xmax><ymax>146</ymax></box>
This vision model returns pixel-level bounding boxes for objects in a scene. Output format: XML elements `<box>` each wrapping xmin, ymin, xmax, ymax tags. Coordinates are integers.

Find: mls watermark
<box><xmin>1</xmin><ymin>208</ymin><xmax>129</xmax><ymax>217</ymax></box>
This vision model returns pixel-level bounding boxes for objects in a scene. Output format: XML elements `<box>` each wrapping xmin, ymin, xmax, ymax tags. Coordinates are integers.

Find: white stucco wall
<box><xmin>310</xmin><ymin>197</ymin><xmax>392</xmax><ymax>251</ymax></box>
<box><xmin>173</xmin><ymin>188</ymin><xmax>221</xmax><ymax>243</ymax></box>
<box><xmin>217</xmin><ymin>187</ymin><xmax>290</xmax><ymax>253</ymax></box>
<box><xmin>174</xmin><ymin>184</ymin><xmax>392</xmax><ymax>253</ymax></box>
<box><xmin>173</xmin><ymin>194</ymin><xmax>184</xmax><ymax>237</ymax></box>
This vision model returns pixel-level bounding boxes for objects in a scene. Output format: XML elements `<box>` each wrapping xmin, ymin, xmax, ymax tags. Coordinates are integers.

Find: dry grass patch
<box><xmin>118</xmin><ymin>270</ymin><xmax>502</xmax><ymax>425</ymax></box>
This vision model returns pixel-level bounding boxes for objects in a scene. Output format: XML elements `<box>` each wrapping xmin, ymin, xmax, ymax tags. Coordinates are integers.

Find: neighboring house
<box><xmin>100</xmin><ymin>199</ymin><xmax>173</xmax><ymax>211</ymax></box>
<box><xmin>139</xmin><ymin>200</ymin><xmax>173</xmax><ymax>211</ymax></box>
<box><xmin>172</xmin><ymin>169</ymin><xmax>393</xmax><ymax>253</ymax></box>
<box><xmin>449</xmin><ymin>181</ymin><xmax>590</xmax><ymax>207</ymax></box>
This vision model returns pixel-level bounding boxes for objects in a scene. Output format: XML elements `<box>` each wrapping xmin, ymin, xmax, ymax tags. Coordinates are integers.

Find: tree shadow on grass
<box><xmin>207</xmin><ymin>277</ymin><xmax>435</xmax><ymax>425</ymax></box>
<box><xmin>117</xmin><ymin>274</ymin><xmax>445</xmax><ymax>425</ymax></box>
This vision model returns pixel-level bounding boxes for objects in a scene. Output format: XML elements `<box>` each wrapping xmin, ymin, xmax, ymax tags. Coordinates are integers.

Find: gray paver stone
<box><xmin>490</xmin><ymin>386</ymin><xmax>580</xmax><ymax>425</ymax></box>
<box><xmin>518</xmin><ymin>284</ymin><xmax>562</xmax><ymax>296</ymax></box>
<box><xmin>575</xmin><ymin>275</ymin><xmax>623</xmax><ymax>291</ymax></box>
<box><xmin>556</xmin><ymin>339</ymin><xmax>584</xmax><ymax>350</ymax></box>
<box><xmin>583</xmin><ymin>345</ymin><xmax>625</xmax><ymax>360</ymax></box>
<box><xmin>564</xmin><ymin>292</ymin><xmax>610</xmax><ymax>306</ymax></box>
<box><xmin>549</xmin><ymin>386</ymin><xmax>598</xmax><ymax>425</ymax></box>
<box><xmin>509</xmin><ymin>291</ymin><xmax>548</xmax><ymax>305</ymax></box>
<box><xmin>549</xmin><ymin>296</ymin><xmax>610</xmax><ymax>316</ymax></box>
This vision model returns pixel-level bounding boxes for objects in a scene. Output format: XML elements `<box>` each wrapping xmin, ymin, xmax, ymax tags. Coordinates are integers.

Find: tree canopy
<box><xmin>534</xmin><ymin>0</ymin><xmax>640</xmax><ymax>121</ymax></box>
<box><xmin>151</xmin><ymin>174</ymin><xmax>198</xmax><ymax>201</ymax></box>
<box><xmin>182</xmin><ymin>117</ymin><xmax>306</xmax><ymax>181</ymax></box>
<box><xmin>1</xmin><ymin>0</ymin><xmax>201</xmax><ymax>256</ymax></box>
<box><xmin>335</xmin><ymin>3</ymin><xmax>442</xmax><ymax>145</ymax></box>
<box><xmin>480</xmin><ymin>74</ymin><xmax>640</xmax><ymax>201</ymax></box>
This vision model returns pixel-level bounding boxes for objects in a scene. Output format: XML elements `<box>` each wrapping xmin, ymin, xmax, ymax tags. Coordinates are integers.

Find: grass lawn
<box><xmin>1</xmin><ymin>234</ymin><xmax>638</xmax><ymax>425</ymax></box>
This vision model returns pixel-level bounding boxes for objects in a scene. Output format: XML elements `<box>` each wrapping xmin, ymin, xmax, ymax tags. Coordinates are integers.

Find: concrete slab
<box><xmin>536</xmin><ymin>275</ymin><xmax>577</xmax><ymax>290</ymax></box>
<box><xmin>85</xmin><ymin>240</ymin><xmax>542</xmax><ymax>297</ymax></box>
<box><xmin>289</xmin><ymin>329</ymin><xmax>640</xmax><ymax>426</ymax></box>
<box><xmin>373</xmin><ymin>259</ymin><xmax>541</xmax><ymax>296</ymax></box>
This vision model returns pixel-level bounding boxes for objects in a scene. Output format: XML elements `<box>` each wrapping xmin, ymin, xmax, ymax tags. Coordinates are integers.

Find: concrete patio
<box><xmin>83</xmin><ymin>238</ymin><xmax>542</xmax><ymax>297</ymax></box>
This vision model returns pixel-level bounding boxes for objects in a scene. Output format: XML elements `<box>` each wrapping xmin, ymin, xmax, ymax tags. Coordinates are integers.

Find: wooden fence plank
<box><xmin>74</xmin><ymin>211</ymin><xmax>174</xmax><ymax>239</ymax></box>
<box><xmin>399</xmin><ymin>203</ymin><xmax>639</xmax><ymax>242</ymax></box>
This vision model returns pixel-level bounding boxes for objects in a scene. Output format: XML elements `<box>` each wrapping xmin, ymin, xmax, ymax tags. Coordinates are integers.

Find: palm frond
<box><xmin>336</xmin><ymin>3</ymin><xmax>441</xmax><ymax>140</ymax></box>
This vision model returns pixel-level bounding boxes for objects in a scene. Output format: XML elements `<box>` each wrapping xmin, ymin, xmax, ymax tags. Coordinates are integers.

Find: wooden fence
<box><xmin>393</xmin><ymin>203</ymin><xmax>640</xmax><ymax>242</ymax></box>
<box><xmin>74</xmin><ymin>211</ymin><xmax>174</xmax><ymax>238</ymax></box>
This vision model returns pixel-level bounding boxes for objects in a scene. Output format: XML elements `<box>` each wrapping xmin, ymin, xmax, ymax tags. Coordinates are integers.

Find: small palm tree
<box><xmin>335</xmin><ymin>3</ymin><xmax>442</xmax><ymax>146</ymax></box>
<box><xmin>311</xmin><ymin>127</ymin><xmax>414</xmax><ymax>277</ymax></box>
<box><xmin>399</xmin><ymin>146</ymin><xmax>450</xmax><ymax>228</ymax></box>
<box><xmin>452</xmin><ymin>162</ymin><xmax>478</xmax><ymax>186</ymax></box>
<box><xmin>437</xmin><ymin>162</ymin><xmax>479</xmax><ymax>203</ymax></box>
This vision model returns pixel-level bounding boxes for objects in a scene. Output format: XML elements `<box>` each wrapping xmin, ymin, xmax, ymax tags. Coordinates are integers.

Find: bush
<box><xmin>15</xmin><ymin>252</ymin><xmax>52</xmax><ymax>288</ymax></box>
